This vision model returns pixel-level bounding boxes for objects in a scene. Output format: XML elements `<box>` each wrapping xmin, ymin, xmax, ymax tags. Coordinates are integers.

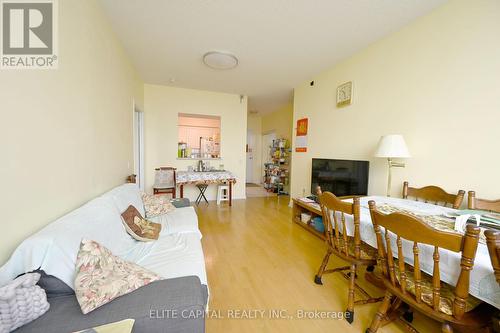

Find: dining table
<box><xmin>338</xmin><ymin>195</ymin><xmax>500</xmax><ymax>309</ymax></box>
<box><xmin>176</xmin><ymin>170</ymin><xmax>237</xmax><ymax>206</ymax></box>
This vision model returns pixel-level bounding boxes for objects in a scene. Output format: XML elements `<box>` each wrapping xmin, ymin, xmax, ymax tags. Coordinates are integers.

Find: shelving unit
<box><xmin>263</xmin><ymin>138</ymin><xmax>290</xmax><ymax>195</ymax></box>
<box><xmin>291</xmin><ymin>198</ymin><xmax>325</xmax><ymax>240</ymax></box>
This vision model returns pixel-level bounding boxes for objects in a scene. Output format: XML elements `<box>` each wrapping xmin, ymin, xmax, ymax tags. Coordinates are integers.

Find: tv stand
<box><xmin>292</xmin><ymin>198</ymin><xmax>325</xmax><ymax>240</ymax></box>
<box><xmin>292</xmin><ymin>195</ymin><xmax>365</xmax><ymax>240</ymax></box>
<box><xmin>306</xmin><ymin>195</ymin><xmax>319</xmax><ymax>203</ymax></box>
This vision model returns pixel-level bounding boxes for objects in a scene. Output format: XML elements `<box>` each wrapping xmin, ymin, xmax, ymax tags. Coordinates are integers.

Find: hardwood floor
<box><xmin>246</xmin><ymin>184</ymin><xmax>276</xmax><ymax>198</ymax></box>
<box><xmin>196</xmin><ymin>196</ymin><xmax>440</xmax><ymax>333</ymax></box>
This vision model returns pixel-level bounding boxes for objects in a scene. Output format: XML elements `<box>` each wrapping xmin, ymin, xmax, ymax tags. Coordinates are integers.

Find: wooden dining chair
<box><xmin>468</xmin><ymin>191</ymin><xmax>500</xmax><ymax>213</ymax></box>
<box><xmin>402</xmin><ymin>181</ymin><xmax>465</xmax><ymax>209</ymax></box>
<box><xmin>366</xmin><ymin>200</ymin><xmax>492</xmax><ymax>333</ymax></box>
<box><xmin>314</xmin><ymin>191</ymin><xmax>383</xmax><ymax>324</ymax></box>
<box><xmin>153</xmin><ymin>167</ymin><xmax>176</xmax><ymax>197</ymax></box>
<box><xmin>468</xmin><ymin>192</ymin><xmax>500</xmax><ymax>287</ymax></box>
<box><xmin>485</xmin><ymin>230</ymin><xmax>500</xmax><ymax>285</ymax></box>
<box><xmin>468</xmin><ymin>193</ymin><xmax>500</xmax><ymax>332</ymax></box>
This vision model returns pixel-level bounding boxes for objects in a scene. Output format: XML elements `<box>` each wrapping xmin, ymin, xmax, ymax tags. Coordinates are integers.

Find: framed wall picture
<box><xmin>336</xmin><ymin>81</ymin><xmax>353</xmax><ymax>107</ymax></box>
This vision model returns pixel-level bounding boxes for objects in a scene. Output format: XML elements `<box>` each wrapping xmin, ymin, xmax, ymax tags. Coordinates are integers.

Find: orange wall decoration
<box><xmin>295</xmin><ymin>118</ymin><xmax>308</xmax><ymax>152</ymax></box>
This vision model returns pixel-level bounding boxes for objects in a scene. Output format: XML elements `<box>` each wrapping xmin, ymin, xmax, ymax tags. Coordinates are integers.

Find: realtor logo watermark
<box><xmin>1</xmin><ymin>0</ymin><xmax>58</xmax><ymax>69</ymax></box>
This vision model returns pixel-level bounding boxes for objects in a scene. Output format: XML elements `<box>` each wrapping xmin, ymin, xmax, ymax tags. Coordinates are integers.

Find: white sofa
<box><xmin>0</xmin><ymin>183</ymin><xmax>208</xmax><ymax>333</ymax></box>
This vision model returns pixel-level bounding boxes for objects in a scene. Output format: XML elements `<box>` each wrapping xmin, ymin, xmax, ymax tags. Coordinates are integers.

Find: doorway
<box><xmin>133</xmin><ymin>107</ymin><xmax>145</xmax><ymax>190</ymax></box>
<box><xmin>245</xmin><ymin>131</ymin><xmax>277</xmax><ymax>198</ymax></box>
<box><xmin>246</xmin><ymin>129</ymin><xmax>255</xmax><ymax>184</ymax></box>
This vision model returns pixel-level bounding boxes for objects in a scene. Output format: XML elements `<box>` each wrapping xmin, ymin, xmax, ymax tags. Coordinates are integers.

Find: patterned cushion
<box><xmin>330</xmin><ymin>235</ymin><xmax>378</xmax><ymax>260</ymax></box>
<box><xmin>393</xmin><ymin>260</ymin><xmax>482</xmax><ymax>316</ymax></box>
<box><xmin>141</xmin><ymin>192</ymin><xmax>176</xmax><ymax>218</ymax></box>
<box><xmin>121</xmin><ymin>205</ymin><xmax>161</xmax><ymax>241</ymax></box>
<box><xmin>73</xmin><ymin>319</ymin><xmax>135</xmax><ymax>333</ymax></box>
<box><xmin>75</xmin><ymin>239</ymin><xmax>161</xmax><ymax>314</ymax></box>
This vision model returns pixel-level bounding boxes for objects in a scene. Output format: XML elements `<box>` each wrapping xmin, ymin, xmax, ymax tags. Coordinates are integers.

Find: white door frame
<box><xmin>246</xmin><ymin>129</ymin><xmax>254</xmax><ymax>183</ymax></box>
<box><xmin>133</xmin><ymin>104</ymin><xmax>145</xmax><ymax>190</ymax></box>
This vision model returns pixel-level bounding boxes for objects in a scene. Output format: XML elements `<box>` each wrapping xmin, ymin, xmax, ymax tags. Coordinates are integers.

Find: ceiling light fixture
<box><xmin>203</xmin><ymin>51</ymin><xmax>238</xmax><ymax>70</ymax></box>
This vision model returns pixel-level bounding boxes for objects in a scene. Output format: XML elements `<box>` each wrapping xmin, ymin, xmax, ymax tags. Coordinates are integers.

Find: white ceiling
<box><xmin>98</xmin><ymin>0</ymin><xmax>446</xmax><ymax>114</ymax></box>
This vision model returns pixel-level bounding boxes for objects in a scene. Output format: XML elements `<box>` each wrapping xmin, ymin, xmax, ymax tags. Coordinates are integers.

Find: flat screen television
<box><xmin>311</xmin><ymin>158</ymin><xmax>369</xmax><ymax>196</ymax></box>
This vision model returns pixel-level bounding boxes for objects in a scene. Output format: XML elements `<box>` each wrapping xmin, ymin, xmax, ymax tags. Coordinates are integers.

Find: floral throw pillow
<box><xmin>121</xmin><ymin>205</ymin><xmax>161</xmax><ymax>242</ymax></box>
<box><xmin>75</xmin><ymin>239</ymin><xmax>161</xmax><ymax>314</ymax></box>
<box><xmin>141</xmin><ymin>192</ymin><xmax>176</xmax><ymax>218</ymax></box>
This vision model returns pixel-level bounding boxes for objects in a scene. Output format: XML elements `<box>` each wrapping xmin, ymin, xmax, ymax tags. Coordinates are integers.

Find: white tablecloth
<box><xmin>339</xmin><ymin>196</ymin><xmax>499</xmax><ymax>309</ymax></box>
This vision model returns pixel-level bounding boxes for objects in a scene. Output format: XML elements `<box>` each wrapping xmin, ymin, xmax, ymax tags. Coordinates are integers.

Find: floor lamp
<box><xmin>374</xmin><ymin>135</ymin><xmax>411</xmax><ymax>197</ymax></box>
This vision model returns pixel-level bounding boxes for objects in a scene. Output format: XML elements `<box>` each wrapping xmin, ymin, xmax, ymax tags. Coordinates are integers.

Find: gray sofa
<box><xmin>15</xmin><ymin>274</ymin><xmax>207</xmax><ymax>333</ymax></box>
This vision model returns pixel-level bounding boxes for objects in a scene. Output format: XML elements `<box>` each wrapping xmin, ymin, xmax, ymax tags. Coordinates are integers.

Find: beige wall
<box><xmin>144</xmin><ymin>84</ymin><xmax>247</xmax><ymax>201</ymax></box>
<box><xmin>247</xmin><ymin>114</ymin><xmax>262</xmax><ymax>183</ymax></box>
<box><xmin>291</xmin><ymin>0</ymin><xmax>500</xmax><ymax>201</ymax></box>
<box><xmin>262</xmin><ymin>103</ymin><xmax>293</xmax><ymax>142</ymax></box>
<box><xmin>0</xmin><ymin>0</ymin><xmax>144</xmax><ymax>264</ymax></box>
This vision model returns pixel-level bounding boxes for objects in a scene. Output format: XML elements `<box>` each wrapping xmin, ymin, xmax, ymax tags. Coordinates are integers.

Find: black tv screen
<box><xmin>311</xmin><ymin>158</ymin><xmax>369</xmax><ymax>196</ymax></box>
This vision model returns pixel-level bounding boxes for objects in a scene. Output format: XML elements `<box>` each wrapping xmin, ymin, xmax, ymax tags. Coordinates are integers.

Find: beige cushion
<box><xmin>154</xmin><ymin>169</ymin><xmax>175</xmax><ymax>188</ymax></box>
<box><xmin>73</xmin><ymin>319</ymin><xmax>135</xmax><ymax>333</ymax></box>
<box><xmin>121</xmin><ymin>205</ymin><xmax>161</xmax><ymax>241</ymax></box>
<box><xmin>74</xmin><ymin>239</ymin><xmax>161</xmax><ymax>314</ymax></box>
<box><xmin>331</xmin><ymin>236</ymin><xmax>378</xmax><ymax>260</ymax></box>
<box><xmin>141</xmin><ymin>192</ymin><xmax>176</xmax><ymax>218</ymax></box>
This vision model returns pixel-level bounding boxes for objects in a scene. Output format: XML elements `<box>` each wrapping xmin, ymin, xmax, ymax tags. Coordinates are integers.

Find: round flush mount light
<box><xmin>203</xmin><ymin>51</ymin><xmax>238</xmax><ymax>70</ymax></box>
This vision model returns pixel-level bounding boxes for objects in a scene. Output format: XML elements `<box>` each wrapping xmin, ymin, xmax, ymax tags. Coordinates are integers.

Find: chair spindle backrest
<box><xmin>319</xmin><ymin>192</ymin><xmax>361</xmax><ymax>260</ymax></box>
<box><xmin>368</xmin><ymin>200</ymin><xmax>480</xmax><ymax>319</ymax></box>
<box><xmin>485</xmin><ymin>230</ymin><xmax>500</xmax><ymax>285</ymax></box>
<box><xmin>468</xmin><ymin>192</ymin><xmax>500</xmax><ymax>286</ymax></box>
<box><xmin>402</xmin><ymin>181</ymin><xmax>465</xmax><ymax>209</ymax></box>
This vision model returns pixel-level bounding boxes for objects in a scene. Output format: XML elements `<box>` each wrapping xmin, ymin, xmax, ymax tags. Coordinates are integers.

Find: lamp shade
<box><xmin>374</xmin><ymin>135</ymin><xmax>411</xmax><ymax>158</ymax></box>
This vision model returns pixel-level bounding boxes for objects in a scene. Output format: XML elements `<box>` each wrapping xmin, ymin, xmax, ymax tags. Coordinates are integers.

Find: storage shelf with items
<box><xmin>263</xmin><ymin>138</ymin><xmax>290</xmax><ymax>195</ymax></box>
<box><xmin>291</xmin><ymin>198</ymin><xmax>325</xmax><ymax>240</ymax></box>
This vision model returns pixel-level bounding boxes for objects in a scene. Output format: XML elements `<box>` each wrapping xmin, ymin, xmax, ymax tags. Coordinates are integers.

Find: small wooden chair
<box><xmin>153</xmin><ymin>167</ymin><xmax>176</xmax><ymax>197</ymax></box>
<box><xmin>485</xmin><ymin>230</ymin><xmax>500</xmax><ymax>286</ymax></box>
<box><xmin>314</xmin><ymin>191</ymin><xmax>383</xmax><ymax>324</ymax></box>
<box><xmin>468</xmin><ymin>191</ymin><xmax>500</xmax><ymax>213</ymax></box>
<box><xmin>468</xmin><ymin>192</ymin><xmax>500</xmax><ymax>286</ymax></box>
<box><xmin>402</xmin><ymin>181</ymin><xmax>465</xmax><ymax>209</ymax></box>
<box><xmin>366</xmin><ymin>200</ymin><xmax>492</xmax><ymax>333</ymax></box>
